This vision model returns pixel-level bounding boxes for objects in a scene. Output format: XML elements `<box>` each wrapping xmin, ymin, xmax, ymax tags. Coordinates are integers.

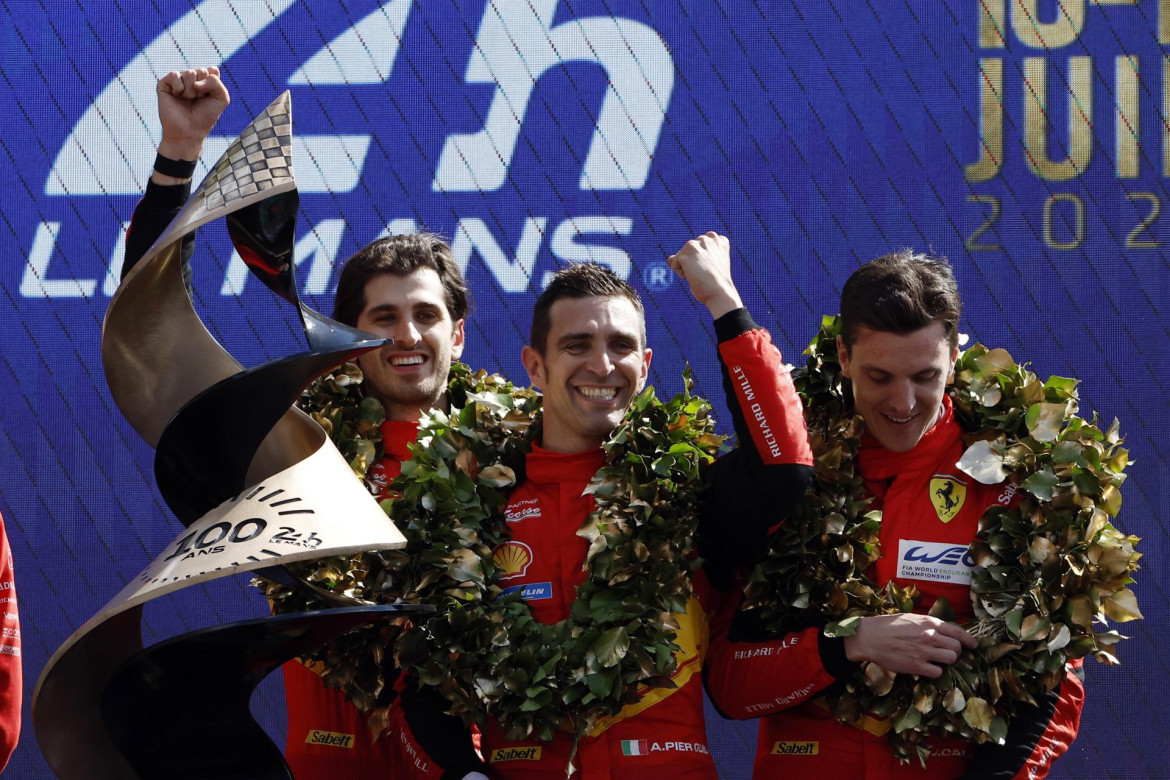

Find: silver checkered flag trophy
<box><xmin>34</xmin><ymin>93</ymin><xmax>427</xmax><ymax>780</ymax></box>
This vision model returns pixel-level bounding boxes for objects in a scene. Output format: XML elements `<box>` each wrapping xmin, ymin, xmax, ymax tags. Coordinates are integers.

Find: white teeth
<box><xmin>887</xmin><ymin>414</ymin><xmax>913</xmax><ymax>423</ymax></box>
<box><xmin>391</xmin><ymin>355</ymin><xmax>424</xmax><ymax>366</ymax></box>
<box><xmin>579</xmin><ymin>386</ymin><xmax>618</xmax><ymax>400</ymax></box>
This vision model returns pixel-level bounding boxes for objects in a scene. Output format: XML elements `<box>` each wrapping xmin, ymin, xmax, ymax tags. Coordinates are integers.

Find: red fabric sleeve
<box><xmin>0</xmin><ymin>514</ymin><xmax>21</xmax><ymax>772</ymax></box>
<box><xmin>717</xmin><ymin>328</ymin><xmax>813</xmax><ymax>467</ymax></box>
<box><xmin>703</xmin><ymin>589</ymin><xmax>840</xmax><ymax>720</ymax></box>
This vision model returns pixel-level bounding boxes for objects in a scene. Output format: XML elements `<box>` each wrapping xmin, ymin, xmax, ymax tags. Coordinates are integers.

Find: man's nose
<box><xmin>393</xmin><ymin>319</ymin><xmax>421</xmax><ymax>347</ymax></box>
<box><xmin>890</xmin><ymin>380</ymin><xmax>915</xmax><ymax>413</ymax></box>
<box><xmin>586</xmin><ymin>348</ymin><xmax>615</xmax><ymax>375</ymax></box>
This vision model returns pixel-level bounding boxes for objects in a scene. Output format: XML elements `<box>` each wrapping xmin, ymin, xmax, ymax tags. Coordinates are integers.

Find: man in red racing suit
<box><xmin>466</xmin><ymin>235</ymin><xmax>813</xmax><ymax>778</ymax></box>
<box><xmin>125</xmin><ymin>67</ymin><xmax>488</xmax><ymax>780</ymax></box>
<box><xmin>705</xmin><ymin>250</ymin><xmax>1084</xmax><ymax>779</ymax></box>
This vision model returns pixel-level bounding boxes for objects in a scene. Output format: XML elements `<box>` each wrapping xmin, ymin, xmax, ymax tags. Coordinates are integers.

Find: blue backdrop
<box><xmin>1</xmin><ymin>1</ymin><xmax>1166</xmax><ymax>776</ymax></box>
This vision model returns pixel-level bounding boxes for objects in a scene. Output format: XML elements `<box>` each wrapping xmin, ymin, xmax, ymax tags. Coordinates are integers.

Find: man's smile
<box><xmin>576</xmin><ymin>385</ymin><xmax>619</xmax><ymax>401</ymax></box>
<box><xmin>390</xmin><ymin>353</ymin><xmax>427</xmax><ymax>368</ymax></box>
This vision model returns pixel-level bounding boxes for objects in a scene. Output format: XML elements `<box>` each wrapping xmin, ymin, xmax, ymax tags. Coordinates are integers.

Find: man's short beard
<box><xmin>364</xmin><ymin>373</ymin><xmax>445</xmax><ymax>410</ymax></box>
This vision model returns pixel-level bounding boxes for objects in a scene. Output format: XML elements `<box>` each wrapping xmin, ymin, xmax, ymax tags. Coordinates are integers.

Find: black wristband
<box><xmin>153</xmin><ymin>152</ymin><xmax>197</xmax><ymax>179</ymax></box>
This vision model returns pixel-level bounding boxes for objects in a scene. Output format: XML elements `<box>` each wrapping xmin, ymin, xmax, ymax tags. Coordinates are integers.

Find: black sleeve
<box><xmin>399</xmin><ymin>678</ymin><xmax>489</xmax><ymax>779</ymax></box>
<box><xmin>123</xmin><ymin>178</ymin><xmax>193</xmax><ymax>284</ymax></box>
<box><xmin>698</xmin><ymin>309</ymin><xmax>814</xmax><ymax>588</ymax></box>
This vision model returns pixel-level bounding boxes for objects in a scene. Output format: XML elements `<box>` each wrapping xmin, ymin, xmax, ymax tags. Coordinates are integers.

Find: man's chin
<box><xmin>365</xmin><ymin>377</ymin><xmax>443</xmax><ymax>408</ymax></box>
<box><xmin>875</xmin><ymin>427</ymin><xmax>928</xmax><ymax>453</ymax></box>
<box><xmin>580</xmin><ymin>408</ymin><xmax>627</xmax><ymax>439</ymax></box>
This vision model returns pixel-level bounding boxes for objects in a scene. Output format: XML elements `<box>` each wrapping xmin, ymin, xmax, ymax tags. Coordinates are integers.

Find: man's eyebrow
<box><xmin>556</xmin><ymin>331</ymin><xmax>594</xmax><ymax>345</ymax></box>
<box><xmin>363</xmin><ymin>303</ymin><xmax>400</xmax><ymax>315</ymax></box>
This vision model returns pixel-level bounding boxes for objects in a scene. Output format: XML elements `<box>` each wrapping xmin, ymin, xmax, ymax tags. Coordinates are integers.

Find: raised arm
<box><xmin>669</xmin><ymin>232</ymin><xmax>814</xmax><ymax>584</ymax></box>
<box><xmin>123</xmin><ymin>67</ymin><xmax>229</xmax><ymax>277</ymax></box>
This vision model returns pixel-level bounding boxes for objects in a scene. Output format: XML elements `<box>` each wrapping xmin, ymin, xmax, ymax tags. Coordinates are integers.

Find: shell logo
<box><xmin>493</xmin><ymin>541</ymin><xmax>534</xmax><ymax>581</ymax></box>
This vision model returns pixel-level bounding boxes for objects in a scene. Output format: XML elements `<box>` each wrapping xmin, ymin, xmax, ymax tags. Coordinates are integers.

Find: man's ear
<box><xmin>636</xmin><ymin>348</ymin><xmax>652</xmax><ymax>392</ymax></box>
<box><xmin>836</xmin><ymin>335</ymin><xmax>851</xmax><ymax>378</ymax></box>
<box><xmin>450</xmin><ymin>318</ymin><xmax>466</xmax><ymax>360</ymax></box>
<box><xmin>947</xmin><ymin>344</ymin><xmax>960</xmax><ymax>383</ymax></box>
<box><xmin>521</xmin><ymin>345</ymin><xmax>545</xmax><ymax>390</ymax></box>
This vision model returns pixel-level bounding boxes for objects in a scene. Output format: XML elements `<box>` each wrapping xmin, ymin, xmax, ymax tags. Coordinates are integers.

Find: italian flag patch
<box><xmin>621</xmin><ymin>740</ymin><xmax>650</xmax><ymax>756</ymax></box>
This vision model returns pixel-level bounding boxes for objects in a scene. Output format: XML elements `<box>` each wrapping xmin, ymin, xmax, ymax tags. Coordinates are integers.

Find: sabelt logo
<box><xmin>771</xmin><ymin>741</ymin><xmax>819</xmax><ymax>755</ymax></box>
<box><xmin>305</xmin><ymin>730</ymin><xmax>354</xmax><ymax>748</ymax></box>
<box><xmin>493</xmin><ymin>541</ymin><xmax>534</xmax><ymax>580</ymax></box>
<box><xmin>490</xmin><ymin>746</ymin><xmax>542</xmax><ymax>762</ymax></box>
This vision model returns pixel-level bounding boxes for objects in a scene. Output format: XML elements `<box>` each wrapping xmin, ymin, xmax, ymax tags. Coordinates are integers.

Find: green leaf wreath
<box><xmin>744</xmin><ymin>316</ymin><xmax>1142</xmax><ymax>765</ymax></box>
<box><xmin>259</xmin><ymin>361</ymin><xmax>724</xmax><ymax>743</ymax></box>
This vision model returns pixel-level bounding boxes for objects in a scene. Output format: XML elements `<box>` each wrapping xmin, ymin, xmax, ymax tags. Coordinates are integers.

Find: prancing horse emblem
<box><xmin>929</xmin><ymin>475</ymin><xmax>967</xmax><ymax>523</ymax></box>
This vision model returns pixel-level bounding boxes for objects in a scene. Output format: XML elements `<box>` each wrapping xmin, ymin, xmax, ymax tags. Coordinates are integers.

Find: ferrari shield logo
<box><xmin>930</xmin><ymin>475</ymin><xmax>967</xmax><ymax>523</ymax></box>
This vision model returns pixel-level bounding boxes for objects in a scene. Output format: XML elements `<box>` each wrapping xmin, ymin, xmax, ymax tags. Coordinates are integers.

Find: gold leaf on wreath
<box><xmin>863</xmin><ymin>662</ymin><xmax>895</xmax><ymax>696</ymax></box>
<box><xmin>957</xmin><ymin>439</ymin><xmax>1007</xmax><ymax>485</ymax></box>
<box><xmin>961</xmin><ymin>697</ymin><xmax>993</xmax><ymax>734</ymax></box>
<box><xmin>1103</xmin><ymin>588</ymin><xmax>1143</xmax><ymax>622</ymax></box>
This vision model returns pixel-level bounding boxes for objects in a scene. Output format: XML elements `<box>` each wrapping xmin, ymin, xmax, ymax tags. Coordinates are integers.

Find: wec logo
<box><xmin>903</xmin><ymin>545</ymin><xmax>975</xmax><ymax>567</ymax></box>
<box><xmin>28</xmin><ymin>0</ymin><xmax>674</xmax><ymax>300</ymax></box>
<box><xmin>896</xmin><ymin>539</ymin><xmax>976</xmax><ymax>586</ymax></box>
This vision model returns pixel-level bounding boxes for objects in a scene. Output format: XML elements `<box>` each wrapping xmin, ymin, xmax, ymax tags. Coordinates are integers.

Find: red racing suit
<box><xmin>0</xmin><ymin>512</ymin><xmax>20</xmax><ymax>772</ymax></box>
<box><xmin>473</xmin><ymin>313</ymin><xmax>814</xmax><ymax>779</ymax></box>
<box><xmin>704</xmin><ymin>396</ymin><xmax>1085</xmax><ymax>779</ymax></box>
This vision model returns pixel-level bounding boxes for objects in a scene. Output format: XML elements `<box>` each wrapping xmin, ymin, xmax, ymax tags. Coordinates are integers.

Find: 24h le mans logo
<box><xmin>49</xmin><ymin>0</ymin><xmax>672</xmax><ymax>197</ymax></box>
<box><xmin>31</xmin><ymin>0</ymin><xmax>675</xmax><ymax>300</ymax></box>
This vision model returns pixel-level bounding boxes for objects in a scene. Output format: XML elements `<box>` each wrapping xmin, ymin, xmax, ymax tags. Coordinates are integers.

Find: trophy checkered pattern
<box><xmin>198</xmin><ymin>92</ymin><xmax>294</xmax><ymax>212</ymax></box>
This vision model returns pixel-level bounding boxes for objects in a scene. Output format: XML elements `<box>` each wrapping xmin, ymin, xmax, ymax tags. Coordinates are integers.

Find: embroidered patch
<box><xmin>929</xmin><ymin>474</ymin><xmax>967</xmax><ymax>523</ymax></box>
<box><xmin>896</xmin><ymin>539</ymin><xmax>975</xmax><ymax>585</ymax></box>
<box><xmin>771</xmin><ymin>741</ymin><xmax>819</xmax><ymax>755</ymax></box>
<box><xmin>504</xmin><ymin>497</ymin><xmax>541</xmax><ymax>523</ymax></box>
<box><xmin>500</xmin><ymin>581</ymin><xmax>552</xmax><ymax>601</ymax></box>
<box><xmin>622</xmin><ymin>740</ymin><xmax>650</xmax><ymax>756</ymax></box>
<box><xmin>490</xmin><ymin>747</ymin><xmax>542</xmax><ymax>762</ymax></box>
<box><xmin>492</xmin><ymin>541</ymin><xmax>534</xmax><ymax>580</ymax></box>
<box><xmin>304</xmin><ymin>730</ymin><xmax>354</xmax><ymax>748</ymax></box>
<box><xmin>620</xmin><ymin>740</ymin><xmax>709</xmax><ymax>756</ymax></box>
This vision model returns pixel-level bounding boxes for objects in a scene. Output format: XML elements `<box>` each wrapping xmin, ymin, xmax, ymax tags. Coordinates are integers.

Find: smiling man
<box><xmin>457</xmin><ymin>233</ymin><xmax>813</xmax><ymax>778</ymax></box>
<box><xmin>337</xmin><ymin>259</ymin><xmax>466</xmax><ymax>419</ymax></box>
<box><xmin>521</xmin><ymin>272</ymin><xmax>651</xmax><ymax>454</ymax></box>
<box><xmin>704</xmin><ymin>250</ymin><xmax>1085</xmax><ymax>779</ymax></box>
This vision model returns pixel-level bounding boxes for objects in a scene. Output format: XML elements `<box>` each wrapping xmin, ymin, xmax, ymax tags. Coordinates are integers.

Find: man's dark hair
<box><xmin>332</xmin><ymin>233</ymin><xmax>471</xmax><ymax>326</ymax></box>
<box><xmin>530</xmin><ymin>263</ymin><xmax>645</xmax><ymax>354</ymax></box>
<box><xmin>839</xmin><ymin>249</ymin><xmax>962</xmax><ymax>351</ymax></box>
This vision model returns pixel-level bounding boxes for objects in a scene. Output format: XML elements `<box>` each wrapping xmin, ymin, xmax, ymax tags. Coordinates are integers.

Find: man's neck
<box><xmin>537</xmin><ymin>430</ymin><xmax>604</xmax><ymax>454</ymax></box>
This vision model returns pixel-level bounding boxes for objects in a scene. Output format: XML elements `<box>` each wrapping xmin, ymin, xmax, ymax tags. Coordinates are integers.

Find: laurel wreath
<box><xmin>742</xmin><ymin>316</ymin><xmax>1143</xmax><ymax>765</ymax></box>
<box><xmin>259</xmin><ymin>361</ymin><xmax>724</xmax><ymax>742</ymax></box>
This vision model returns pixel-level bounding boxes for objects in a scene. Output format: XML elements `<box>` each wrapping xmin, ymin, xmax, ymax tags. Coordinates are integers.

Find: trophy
<box><xmin>34</xmin><ymin>93</ymin><xmax>425</xmax><ymax>779</ymax></box>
